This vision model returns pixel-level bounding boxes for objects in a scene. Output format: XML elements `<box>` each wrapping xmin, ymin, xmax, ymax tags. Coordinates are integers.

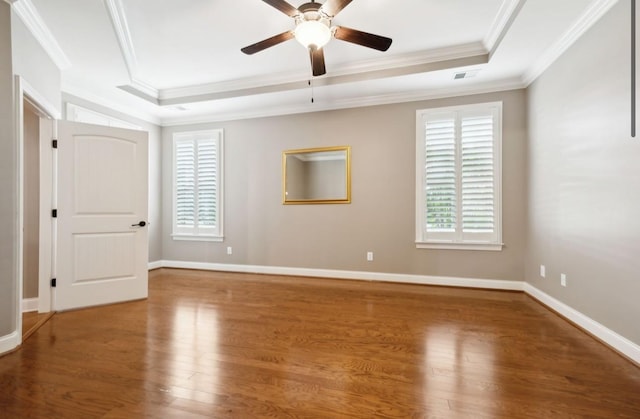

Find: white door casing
<box><xmin>55</xmin><ymin>121</ymin><xmax>148</xmax><ymax>311</ymax></box>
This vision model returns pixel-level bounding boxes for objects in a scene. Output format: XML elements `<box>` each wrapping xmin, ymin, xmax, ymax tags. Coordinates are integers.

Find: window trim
<box><xmin>172</xmin><ymin>129</ymin><xmax>224</xmax><ymax>242</ymax></box>
<box><xmin>415</xmin><ymin>102</ymin><xmax>503</xmax><ymax>251</ymax></box>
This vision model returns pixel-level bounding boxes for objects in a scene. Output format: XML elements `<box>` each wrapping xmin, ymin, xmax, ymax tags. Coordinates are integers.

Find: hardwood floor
<box><xmin>22</xmin><ymin>311</ymin><xmax>55</xmax><ymax>343</ymax></box>
<box><xmin>1</xmin><ymin>268</ymin><xmax>639</xmax><ymax>418</ymax></box>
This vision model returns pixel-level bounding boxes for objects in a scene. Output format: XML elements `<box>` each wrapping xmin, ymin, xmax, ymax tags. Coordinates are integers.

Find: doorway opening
<box><xmin>15</xmin><ymin>76</ymin><xmax>60</xmax><ymax>348</ymax></box>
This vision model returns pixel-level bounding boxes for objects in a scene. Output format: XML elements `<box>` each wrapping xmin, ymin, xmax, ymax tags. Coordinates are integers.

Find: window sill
<box><xmin>416</xmin><ymin>242</ymin><xmax>503</xmax><ymax>251</ymax></box>
<box><xmin>172</xmin><ymin>234</ymin><xmax>224</xmax><ymax>242</ymax></box>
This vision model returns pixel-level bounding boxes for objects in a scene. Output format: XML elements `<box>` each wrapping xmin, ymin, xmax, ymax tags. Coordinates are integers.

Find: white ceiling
<box><xmin>16</xmin><ymin>0</ymin><xmax>617</xmax><ymax>125</ymax></box>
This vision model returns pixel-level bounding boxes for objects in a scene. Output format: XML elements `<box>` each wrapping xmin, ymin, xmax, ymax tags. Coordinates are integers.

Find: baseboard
<box><xmin>21</xmin><ymin>298</ymin><xmax>39</xmax><ymax>313</ymax></box>
<box><xmin>0</xmin><ymin>331</ymin><xmax>20</xmax><ymax>356</ymax></box>
<box><xmin>524</xmin><ymin>283</ymin><xmax>640</xmax><ymax>365</ymax></box>
<box><xmin>153</xmin><ymin>260</ymin><xmax>525</xmax><ymax>291</ymax></box>
<box><xmin>148</xmin><ymin>260</ymin><xmax>163</xmax><ymax>270</ymax></box>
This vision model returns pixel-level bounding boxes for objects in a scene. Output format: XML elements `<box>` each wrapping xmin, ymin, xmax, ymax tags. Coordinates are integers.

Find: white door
<box><xmin>55</xmin><ymin>121</ymin><xmax>148</xmax><ymax>311</ymax></box>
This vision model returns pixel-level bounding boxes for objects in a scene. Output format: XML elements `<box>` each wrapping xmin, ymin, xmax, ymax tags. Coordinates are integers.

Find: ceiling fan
<box><xmin>241</xmin><ymin>0</ymin><xmax>392</xmax><ymax>77</ymax></box>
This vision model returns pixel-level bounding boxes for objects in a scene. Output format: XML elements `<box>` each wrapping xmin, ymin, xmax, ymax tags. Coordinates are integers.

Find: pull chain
<box><xmin>308</xmin><ymin>80</ymin><xmax>315</xmax><ymax>104</ymax></box>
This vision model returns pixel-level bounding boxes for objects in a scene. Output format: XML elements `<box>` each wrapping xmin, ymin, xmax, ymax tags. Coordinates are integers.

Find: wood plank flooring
<box><xmin>22</xmin><ymin>311</ymin><xmax>55</xmax><ymax>342</ymax></box>
<box><xmin>1</xmin><ymin>268</ymin><xmax>639</xmax><ymax>418</ymax></box>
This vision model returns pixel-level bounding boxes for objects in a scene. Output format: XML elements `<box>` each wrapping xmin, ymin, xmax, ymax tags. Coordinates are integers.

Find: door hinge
<box><xmin>50</xmin><ymin>278</ymin><xmax>56</xmax><ymax>288</ymax></box>
<box><xmin>52</xmin><ymin>209</ymin><xmax>57</xmax><ymax>218</ymax></box>
<box><xmin>52</xmin><ymin>139</ymin><xmax>58</xmax><ymax>149</ymax></box>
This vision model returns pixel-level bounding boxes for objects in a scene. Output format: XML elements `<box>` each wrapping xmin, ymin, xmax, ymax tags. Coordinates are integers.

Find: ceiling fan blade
<box><xmin>333</xmin><ymin>26</ymin><xmax>392</xmax><ymax>51</ymax></box>
<box><xmin>320</xmin><ymin>0</ymin><xmax>353</xmax><ymax>17</ymax></box>
<box><xmin>241</xmin><ymin>31</ymin><xmax>294</xmax><ymax>55</ymax></box>
<box><xmin>309</xmin><ymin>47</ymin><xmax>326</xmax><ymax>76</ymax></box>
<box><xmin>262</xmin><ymin>0</ymin><xmax>300</xmax><ymax>17</ymax></box>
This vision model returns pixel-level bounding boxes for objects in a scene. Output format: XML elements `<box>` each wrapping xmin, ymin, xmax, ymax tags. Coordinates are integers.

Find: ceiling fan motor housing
<box><xmin>295</xmin><ymin>2</ymin><xmax>332</xmax><ymax>49</ymax></box>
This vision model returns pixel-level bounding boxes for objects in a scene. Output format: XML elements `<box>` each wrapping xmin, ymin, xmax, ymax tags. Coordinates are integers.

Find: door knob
<box><xmin>131</xmin><ymin>221</ymin><xmax>147</xmax><ymax>227</ymax></box>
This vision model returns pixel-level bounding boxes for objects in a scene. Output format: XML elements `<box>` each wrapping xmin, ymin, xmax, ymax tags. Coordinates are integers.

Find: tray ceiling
<box><xmin>12</xmin><ymin>0</ymin><xmax>618</xmax><ymax>125</ymax></box>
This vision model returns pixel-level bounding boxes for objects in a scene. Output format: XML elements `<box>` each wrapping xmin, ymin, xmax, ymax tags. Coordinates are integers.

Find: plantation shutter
<box><xmin>418</xmin><ymin>104</ymin><xmax>501</xmax><ymax>247</ymax></box>
<box><xmin>196</xmin><ymin>140</ymin><xmax>218</xmax><ymax>228</ymax></box>
<box><xmin>173</xmin><ymin>130</ymin><xmax>223</xmax><ymax>239</ymax></box>
<box><xmin>424</xmin><ymin>115</ymin><xmax>457</xmax><ymax>233</ymax></box>
<box><xmin>461</xmin><ymin>113</ymin><xmax>494</xmax><ymax>234</ymax></box>
<box><xmin>175</xmin><ymin>141</ymin><xmax>196</xmax><ymax>227</ymax></box>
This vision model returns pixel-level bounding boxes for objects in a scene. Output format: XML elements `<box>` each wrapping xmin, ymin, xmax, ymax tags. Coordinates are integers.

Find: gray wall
<box><xmin>162</xmin><ymin>89</ymin><xmax>527</xmax><ymax>281</ymax></box>
<box><xmin>62</xmin><ymin>94</ymin><xmax>163</xmax><ymax>262</ymax></box>
<box><xmin>526</xmin><ymin>1</ymin><xmax>640</xmax><ymax>344</ymax></box>
<box><xmin>306</xmin><ymin>159</ymin><xmax>346</xmax><ymax>199</ymax></box>
<box><xmin>23</xmin><ymin>102</ymin><xmax>39</xmax><ymax>299</ymax></box>
<box><xmin>0</xmin><ymin>2</ymin><xmax>16</xmax><ymax>337</ymax></box>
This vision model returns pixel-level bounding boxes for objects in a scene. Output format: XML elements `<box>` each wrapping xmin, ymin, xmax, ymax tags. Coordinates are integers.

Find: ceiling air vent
<box><xmin>454</xmin><ymin>69</ymin><xmax>480</xmax><ymax>80</ymax></box>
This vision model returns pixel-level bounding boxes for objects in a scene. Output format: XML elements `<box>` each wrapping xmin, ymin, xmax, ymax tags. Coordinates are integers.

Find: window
<box><xmin>416</xmin><ymin>102</ymin><xmax>502</xmax><ymax>250</ymax></box>
<box><xmin>172</xmin><ymin>129</ymin><xmax>223</xmax><ymax>241</ymax></box>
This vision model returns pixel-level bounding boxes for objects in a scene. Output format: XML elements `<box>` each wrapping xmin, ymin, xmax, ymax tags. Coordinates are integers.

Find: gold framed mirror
<box><xmin>282</xmin><ymin>146</ymin><xmax>351</xmax><ymax>204</ymax></box>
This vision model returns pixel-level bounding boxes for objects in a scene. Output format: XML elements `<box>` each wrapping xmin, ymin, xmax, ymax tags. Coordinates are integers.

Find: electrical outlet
<box><xmin>561</xmin><ymin>273</ymin><xmax>567</xmax><ymax>287</ymax></box>
<box><xmin>540</xmin><ymin>265</ymin><xmax>546</xmax><ymax>278</ymax></box>
<box><xmin>227</xmin><ymin>246</ymin><xmax>233</xmax><ymax>255</ymax></box>
<box><xmin>367</xmin><ymin>251</ymin><xmax>374</xmax><ymax>262</ymax></box>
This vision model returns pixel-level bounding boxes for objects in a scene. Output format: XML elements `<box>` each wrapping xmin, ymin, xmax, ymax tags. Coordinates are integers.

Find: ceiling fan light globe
<box><xmin>295</xmin><ymin>20</ymin><xmax>332</xmax><ymax>49</ymax></box>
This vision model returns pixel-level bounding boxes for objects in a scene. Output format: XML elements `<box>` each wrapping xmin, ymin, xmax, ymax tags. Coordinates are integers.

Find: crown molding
<box><xmin>12</xmin><ymin>0</ymin><xmax>71</xmax><ymax>70</ymax></box>
<box><xmin>121</xmin><ymin>49</ymin><xmax>489</xmax><ymax>107</ymax></box>
<box><xmin>160</xmin><ymin>78</ymin><xmax>526</xmax><ymax>127</ymax></box>
<box><xmin>62</xmin><ymin>81</ymin><xmax>161</xmax><ymax>125</ymax></box>
<box><xmin>152</xmin><ymin>43</ymin><xmax>489</xmax><ymax>102</ymax></box>
<box><xmin>104</xmin><ymin>0</ymin><xmax>138</xmax><ymax>79</ymax></box>
<box><xmin>484</xmin><ymin>0</ymin><xmax>527</xmax><ymax>58</ymax></box>
<box><xmin>104</xmin><ymin>0</ymin><xmax>161</xmax><ymax>100</ymax></box>
<box><xmin>522</xmin><ymin>0</ymin><xmax>619</xmax><ymax>86</ymax></box>
<box><xmin>18</xmin><ymin>75</ymin><xmax>61</xmax><ymax>119</ymax></box>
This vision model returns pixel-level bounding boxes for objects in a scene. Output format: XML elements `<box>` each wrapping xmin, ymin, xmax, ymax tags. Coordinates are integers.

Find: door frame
<box><xmin>15</xmin><ymin>75</ymin><xmax>60</xmax><ymax>343</ymax></box>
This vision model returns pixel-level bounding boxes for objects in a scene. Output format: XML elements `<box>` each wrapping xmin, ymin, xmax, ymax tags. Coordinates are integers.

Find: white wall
<box><xmin>526</xmin><ymin>1</ymin><xmax>640</xmax><ymax>345</ymax></box>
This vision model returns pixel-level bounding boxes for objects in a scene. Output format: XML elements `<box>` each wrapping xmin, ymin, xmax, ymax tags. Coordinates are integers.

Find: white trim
<box><xmin>18</xmin><ymin>77</ymin><xmax>61</xmax><ymax>119</ymax></box>
<box><xmin>484</xmin><ymin>0</ymin><xmax>527</xmax><ymax>57</ymax></box>
<box><xmin>15</xmin><ymin>77</ymin><xmax>25</xmax><ymax>349</ymax></box>
<box><xmin>171</xmin><ymin>234</ymin><xmax>224</xmax><ymax>242</ymax></box>
<box><xmin>11</xmin><ymin>0</ymin><xmax>71</xmax><ymax>70</ymax></box>
<box><xmin>104</xmin><ymin>0</ymin><xmax>137</xmax><ymax>78</ymax></box>
<box><xmin>16</xmin><ymin>76</ymin><xmax>57</xmax><ymax>317</ymax></box>
<box><xmin>158</xmin><ymin>43</ymin><xmax>488</xmax><ymax>102</ymax></box>
<box><xmin>0</xmin><ymin>331</ymin><xmax>20</xmax><ymax>355</ymax></box>
<box><xmin>102</xmin><ymin>0</ymin><xmax>164</xmax><ymax>99</ymax></box>
<box><xmin>522</xmin><ymin>0</ymin><xmax>619</xmax><ymax>86</ymax></box>
<box><xmin>65</xmin><ymin>102</ymin><xmax>142</xmax><ymax>130</ymax></box>
<box><xmin>22</xmin><ymin>298</ymin><xmax>39</xmax><ymax>313</ymax></box>
<box><xmin>129</xmin><ymin>78</ymin><xmax>159</xmax><ymax>100</ymax></box>
<box><xmin>62</xmin><ymin>82</ymin><xmax>160</xmax><ymax>125</ymax></box>
<box><xmin>152</xmin><ymin>260</ymin><xmax>524</xmax><ymax>291</ymax></box>
<box><xmin>148</xmin><ymin>261</ymin><xmax>163</xmax><ymax>270</ymax></box>
<box><xmin>524</xmin><ymin>283</ymin><xmax>640</xmax><ymax>365</ymax></box>
<box><xmin>416</xmin><ymin>242</ymin><xmax>504</xmax><ymax>251</ymax></box>
<box><xmin>161</xmin><ymin>78</ymin><xmax>525</xmax><ymax>126</ymax></box>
